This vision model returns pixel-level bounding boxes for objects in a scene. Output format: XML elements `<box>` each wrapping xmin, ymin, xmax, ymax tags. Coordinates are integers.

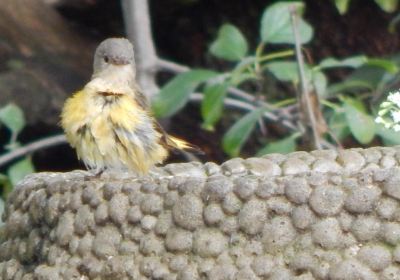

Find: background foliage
<box><xmin>153</xmin><ymin>1</ymin><xmax>400</xmax><ymax>158</ymax></box>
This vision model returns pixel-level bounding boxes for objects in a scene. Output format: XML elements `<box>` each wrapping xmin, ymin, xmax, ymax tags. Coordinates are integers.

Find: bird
<box><xmin>61</xmin><ymin>38</ymin><xmax>198</xmax><ymax>175</ymax></box>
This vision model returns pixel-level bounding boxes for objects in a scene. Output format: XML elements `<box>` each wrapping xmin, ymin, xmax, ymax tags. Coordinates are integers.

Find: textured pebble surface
<box><xmin>3</xmin><ymin>147</ymin><xmax>400</xmax><ymax>279</ymax></box>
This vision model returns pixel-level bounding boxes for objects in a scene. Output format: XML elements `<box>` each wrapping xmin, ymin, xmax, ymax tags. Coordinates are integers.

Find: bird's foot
<box><xmin>84</xmin><ymin>169</ymin><xmax>104</xmax><ymax>181</ymax></box>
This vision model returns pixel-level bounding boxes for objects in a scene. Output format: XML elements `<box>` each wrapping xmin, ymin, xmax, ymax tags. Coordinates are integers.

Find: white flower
<box><xmin>394</xmin><ymin>124</ymin><xmax>400</xmax><ymax>131</ymax></box>
<box><xmin>381</xmin><ymin>101</ymin><xmax>392</xmax><ymax>108</ymax></box>
<box><xmin>375</xmin><ymin>116</ymin><xmax>384</xmax><ymax>124</ymax></box>
<box><xmin>392</xmin><ymin>110</ymin><xmax>400</xmax><ymax>123</ymax></box>
<box><xmin>378</xmin><ymin>109</ymin><xmax>387</xmax><ymax>116</ymax></box>
<box><xmin>388</xmin><ymin>91</ymin><xmax>400</xmax><ymax>107</ymax></box>
<box><xmin>375</xmin><ymin>90</ymin><xmax>400</xmax><ymax>132</ymax></box>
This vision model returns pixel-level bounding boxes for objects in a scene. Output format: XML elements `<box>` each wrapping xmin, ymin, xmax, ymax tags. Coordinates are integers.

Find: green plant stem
<box><xmin>254</xmin><ymin>43</ymin><xmax>265</xmax><ymax>73</ymax></box>
<box><xmin>257</xmin><ymin>50</ymin><xmax>294</xmax><ymax>64</ymax></box>
<box><xmin>157</xmin><ymin>58</ymin><xmax>275</xmax><ymax>110</ymax></box>
<box><xmin>232</xmin><ymin>50</ymin><xmax>294</xmax><ymax>83</ymax></box>
<box><xmin>255</xmin><ymin>43</ymin><xmax>265</xmax><ymax>58</ymax></box>
<box><xmin>273</xmin><ymin>98</ymin><xmax>297</xmax><ymax>108</ymax></box>
<box><xmin>9</xmin><ymin>132</ymin><xmax>18</xmax><ymax>146</ymax></box>
<box><xmin>191</xmin><ymin>93</ymin><xmax>297</xmax><ymax>130</ymax></box>
<box><xmin>321</xmin><ymin>99</ymin><xmax>341</xmax><ymax>111</ymax></box>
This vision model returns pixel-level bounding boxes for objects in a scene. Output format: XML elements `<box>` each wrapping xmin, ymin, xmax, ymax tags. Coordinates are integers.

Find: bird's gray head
<box><xmin>93</xmin><ymin>38</ymin><xmax>135</xmax><ymax>75</ymax></box>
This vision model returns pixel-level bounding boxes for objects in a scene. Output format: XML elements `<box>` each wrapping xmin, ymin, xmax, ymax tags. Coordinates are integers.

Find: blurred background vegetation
<box><xmin>1</xmin><ymin>0</ymin><xmax>400</xmax><ymax>210</ymax></box>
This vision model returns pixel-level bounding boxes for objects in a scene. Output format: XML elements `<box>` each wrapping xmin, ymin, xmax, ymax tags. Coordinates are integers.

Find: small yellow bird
<box><xmin>61</xmin><ymin>38</ymin><xmax>197</xmax><ymax>175</ymax></box>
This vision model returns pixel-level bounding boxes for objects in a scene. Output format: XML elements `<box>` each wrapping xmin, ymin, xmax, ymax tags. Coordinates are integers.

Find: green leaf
<box><xmin>343</xmin><ymin>100</ymin><xmax>375</xmax><ymax>144</ymax></box>
<box><xmin>327</xmin><ymin>80</ymin><xmax>374</xmax><ymax>96</ymax></box>
<box><xmin>376</xmin><ymin>124</ymin><xmax>400</xmax><ymax>145</ymax></box>
<box><xmin>347</xmin><ymin>65</ymin><xmax>387</xmax><ymax>89</ymax></box>
<box><xmin>334</xmin><ymin>0</ymin><xmax>351</xmax><ymax>14</ymax></box>
<box><xmin>152</xmin><ymin>70</ymin><xmax>219</xmax><ymax>118</ymax></box>
<box><xmin>366</xmin><ymin>58</ymin><xmax>399</xmax><ymax>74</ymax></box>
<box><xmin>257</xmin><ymin>134</ymin><xmax>298</xmax><ymax>156</ymax></box>
<box><xmin>319</xmin><ymin>56</ymin><xmax>367</xmax><ymax>69</ymax></box>
<box><xmin>222</xmin><ymin>108</ymin><xmax>266</xmax><ymax>157</ymax></box>
<box><xmin>0</xmin><ymin>103</ymin><xmax>25</xmax><ymax>136</ymax></box>
<box><xmin>210</xmin><ymin>24</ymin><xmax>248</xmax><ymax>61</ymax></box>
<box><xmin>7</xmin><ymin>157</ymin><xmax>34</xmax><ymax>187</ymax></box>
<box><xmin>231</xmin><ymin>73</ymin><xmax>258</xmax><ymax>86</ymax></box>
<box><xmin>342</xmin><ymin>96</ymin><xmax>366</xmax><ymax>112</ymax></box>
<box><xmin>327</xmin><ymin>63</ymin><xmax>388</xmax><ymax>96</ymax></box>
<box><xmin>266</xmin><ymin>61</ymin><xmax>298</xmax><ymax>82</ymax></box>
<box><xmin>231</xmin><ymin>56</ymin><xmax>257</xmax><ymax>85</ymax></box>
<box><xmin>312</xmin><ymin>71</ymin><xmax>328</xmax><ymax>97</ymax></box>
<box><xmin>329</xmin><ymin>111</ymin><xmax>351</xmax><ymax>140</ymax></box>
<box><xmin>260</xmin><ymin>1</ymin><xmax>313</xmax><ymax>44</ymax></box>
<box><xmin>0</xmin><ymin>173</ymin><xmax>12</xmax><ymax>197</ymax></box>
<box><xmin>201</xmin><ymin>82</ymin><xmax>228</xmax><ymax>130</ymax></box>
<box><xmin>266</xmin><ymin>61</ymin><xmax>311</xmax><ymax>83</ymax></box>
<box><xmin>374</xmin><ymin>0</ymin><xmax>398</xmax><ymax>12</ymax></box>
<box><xmin>318</xmin><ymin>57</ymin><xmax>397</xmax><ymax>74</ymax></box>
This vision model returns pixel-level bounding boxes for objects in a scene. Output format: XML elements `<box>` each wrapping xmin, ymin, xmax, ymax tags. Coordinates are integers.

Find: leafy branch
<box><xmin>0</xmin><ymin>104</ymin><xmax>39</xmax><ymax>191</ymax></box>
<box><xmin>150</xmin><ymin>1</ymin><xmax>400</xmax><ymax>157</ymax></box>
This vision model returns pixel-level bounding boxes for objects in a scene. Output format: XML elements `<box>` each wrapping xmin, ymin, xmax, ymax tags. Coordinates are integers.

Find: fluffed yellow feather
<box><xmin>61</xmin><ymin>88</ymin><xmax>174</xmax><ymax>174</ymax></box>
<box><xmin>60</xmin><ymin>38</ymin><xmax>200</xmax><ymax>175</ymax></box>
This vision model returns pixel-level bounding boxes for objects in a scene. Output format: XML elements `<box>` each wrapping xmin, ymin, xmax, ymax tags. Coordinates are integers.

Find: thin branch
<box><xmin>122</xmin><ymin>4</ymin><xmax>299</xmax><ymax>134</ymax></box>
<box><xmin>157</xmin><ymin>58</ymin><xmax>190</xmax><ymax>73</ymax></box>
<box><xmin>191</xmin><ymin>93</ymin><xmax>255</xmax><ymax>111</ymax></box>
<box><xmin>290</xmin><ymin>6</ymin><xmax>322</xmax><ymax>150</ymax></box>
<box><xmin>157</xmin><ymin>58</ymin><xmax>277</xmax><ymax>110</ymax></box>
<box><xmin>157</xmin><ymin>58</ymin><xmax>298</xmax><ymax>130</ymax></box>
<box><xmin>190</xmin><ymin>93</ymin><xmax>297</xmax><ymax>130</ymax></box>
<box><xmin>0</xmin><ymin>135</ymin><xmax>67</xmax><ymax>168</ymax></box>
<box><xmin>122</xmin><ymin>0</ymin><xmax>159</xmax><ymax>98</ymax></box>
<box><xmin>157</xmin><ymin>58</ymin><xmax>255</xmax><ymax>101</ymax></box>
<box><xmin>227</xmin><ymin>87</ymin><xmax>256</xmax><ymax>103</ymax></box>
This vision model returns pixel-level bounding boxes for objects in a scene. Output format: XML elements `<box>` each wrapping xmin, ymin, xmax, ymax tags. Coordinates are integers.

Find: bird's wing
<box><xmin>133</xmin><ymin>87</ymin><xmax>203</xmax><ymax>154</ymax></box>
<box><xmin>153</xmin><ymin>120</ymin><xmax>203</xmax><ymax>154</ymax></box>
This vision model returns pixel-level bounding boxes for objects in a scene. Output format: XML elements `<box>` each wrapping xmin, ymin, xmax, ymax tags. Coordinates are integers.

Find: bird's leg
<box><xmin>93</xmin><ymin>169</ymin><xmax>104</xmax><ymax>177</ymax></box>
<box><xmin>84</xmin><ymin>168</ymin><xmax>104</xmax><ymax>181</ymax></box>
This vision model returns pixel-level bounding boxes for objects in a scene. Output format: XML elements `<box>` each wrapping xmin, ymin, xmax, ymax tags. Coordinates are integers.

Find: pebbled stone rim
<box><xmin>1</xmin><ymin>146</ymin><xmax>400</xmax><ymax>279</ymax></box>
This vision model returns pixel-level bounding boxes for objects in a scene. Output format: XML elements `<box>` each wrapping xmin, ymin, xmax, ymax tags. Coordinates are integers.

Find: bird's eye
<box><xmin>104</xmin><ymin>56</ymin><xmax>109</xmax><ymax>63</ymax></box>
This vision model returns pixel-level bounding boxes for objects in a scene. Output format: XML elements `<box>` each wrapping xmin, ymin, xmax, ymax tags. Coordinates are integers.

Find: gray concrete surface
<box><xmin>1</xmin><ymin>147</ymin><xmax>400</xmax><ymax>279</ymax></box>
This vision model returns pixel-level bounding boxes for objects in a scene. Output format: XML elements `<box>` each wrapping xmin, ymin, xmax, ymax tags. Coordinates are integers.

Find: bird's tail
<box><xmin>167</xmin><ymin>135</ymin><xmax>204</xmax><ymax>155</ymax></box>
